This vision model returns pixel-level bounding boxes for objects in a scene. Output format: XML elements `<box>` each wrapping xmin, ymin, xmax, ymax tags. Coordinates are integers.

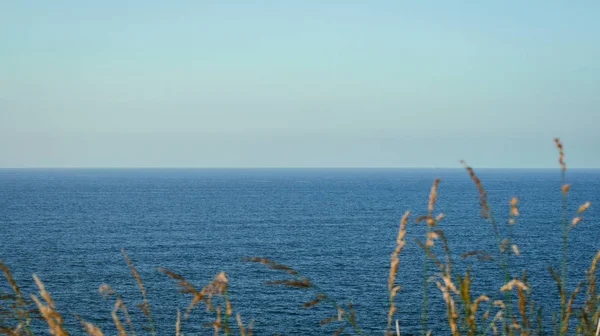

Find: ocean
<box><xmin>1</xmin><ymin>168</ymin><xmax>599</xmax><ymax>335</ymax></box>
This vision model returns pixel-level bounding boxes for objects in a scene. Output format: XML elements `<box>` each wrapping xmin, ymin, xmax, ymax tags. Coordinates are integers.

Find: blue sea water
<box><xmin>0</xmin><ymin>168</ymin><xmax>599</xmax><ymax>335</ymax></box>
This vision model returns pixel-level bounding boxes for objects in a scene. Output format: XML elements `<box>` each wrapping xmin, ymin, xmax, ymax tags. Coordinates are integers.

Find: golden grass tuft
<box><xmin>578</xmin><ymin>201</ymin><xmax>591</xmax><ymax>214</ymax></box>
<box><xmin>427</xmin><ymin>178</ymin><xmax>440</xmax><ymax>213</ymax></box>
<box><xmin>572</xmin><ymin>201</ymin><xmax>591</xmax><ymax>229</ymax></box>
<box><xmin>500</xmin><ymin>279</ymin><xmax>528</xmax><ymax>292</ymax></box>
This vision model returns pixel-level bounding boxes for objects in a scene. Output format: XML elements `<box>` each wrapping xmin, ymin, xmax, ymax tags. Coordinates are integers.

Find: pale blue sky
<box><xmin>1</xmin><ymin>1</ymin><xmax>599</xmax><ymax>167</ymax></box>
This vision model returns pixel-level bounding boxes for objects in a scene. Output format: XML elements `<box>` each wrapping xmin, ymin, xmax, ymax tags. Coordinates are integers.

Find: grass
<box><xmin>0</xmin><ymin>138</ymin><xmax>598</xmax><ymax>335</ymax></box>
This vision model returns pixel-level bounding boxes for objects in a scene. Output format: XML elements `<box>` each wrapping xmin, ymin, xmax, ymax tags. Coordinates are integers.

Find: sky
<box><xmin>1</xmin><ymin>1</ymin><xmax>599</xmax><ymax>168</ymax></box>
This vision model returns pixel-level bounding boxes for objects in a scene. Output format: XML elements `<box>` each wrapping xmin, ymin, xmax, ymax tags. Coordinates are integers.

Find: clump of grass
<box><xmin>0</xmin><ymin>137</ymin><xmax>598</xmax><ymax>335</ymax></box>
<box><xmin>158</xmin><ymin>267</ymin><xmax>246</xmax><ymax>335</ymax></box>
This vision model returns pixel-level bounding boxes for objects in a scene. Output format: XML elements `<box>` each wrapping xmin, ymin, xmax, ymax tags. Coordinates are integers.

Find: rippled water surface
<box><xmin>1</xmin><ymin>168</ymin><xmax>599</xmax><ymax>335</ymax></box>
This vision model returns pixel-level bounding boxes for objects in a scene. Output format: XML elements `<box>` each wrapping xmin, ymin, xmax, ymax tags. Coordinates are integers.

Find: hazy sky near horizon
<box><xmin>1</xmin><ymin>1</ymin><xmax>599</xmax><ymax>168</ymax></box>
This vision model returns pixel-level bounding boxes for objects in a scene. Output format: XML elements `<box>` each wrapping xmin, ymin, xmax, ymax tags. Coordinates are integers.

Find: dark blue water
<box><xmin>1</xmin><ymin>169</ymin><xmax>599</xmax><ymax>335</ymax></box>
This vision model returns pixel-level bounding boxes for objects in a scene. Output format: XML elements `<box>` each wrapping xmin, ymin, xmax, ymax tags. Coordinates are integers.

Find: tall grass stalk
<box><xmin>420</xmin><ymin>178</ymin><xmax>440</xmax><ymax>336</ymax></box>
<box><xmin>461</xmin><ymin>161</ymin><xmax>514</xmax><ymax>333</ymax></box>
<box><xmin>386</xmin><ymin>211</ymin><xmax>410</xmax><ymax>335</ymax></box>
<box><xmin>121</xmin><ymin>249</ymin><xmax>155</xmax><ymax>336</ymax></box>
<box><xmin>554</xmin><ymin>138</ymin><xmax>569</xmax><ymax>336</ymax></box>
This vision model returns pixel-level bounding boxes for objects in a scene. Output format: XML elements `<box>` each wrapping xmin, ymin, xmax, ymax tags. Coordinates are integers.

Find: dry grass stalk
<box><xmin>555</xmin><ymin>138</ymin><xmax>570</xmax><ymax>335</ymax></box>
<box><xmin>487</xmin><ymin>310</ymin><xmax>504</xmax><ymax>335</ymax></box>
<box><xmin>225</xmin><ymin>295</ymin><xmax>232</xmax><ymax>317</ymax></box>
<box><xmin>30</xmin><ymin>275</ymin><xmax>66</xmax><ymax>336</ymax></box>
<box><xmin>175</xmin><ymin>309</ymin><xmax>181</xmax><ymax>336</ymax></box>
<box><xmin>236</xmin><ymin>313</ymin><xmax>247</xmax><ymax>336</ymax></box>
<box><xmin>241</xmin><ymin>257</ymin><xmax>298</xmax><ymax>275</ymax></box>
<box><xmin>213</xmin><ymin>305</ymin><xmax>221</xmax><ymax>336</ymax></box>
<box><xmin>110</xmin><ymin>298</ymin><xmax>127</xmax><ymax>336</ymax></box>
<box><xmin>578</xmin><ymin>201</ymin><xmax>591</xmax><ymax>214</ymax></box>
<box><xmin>386</xmin><ymin>210</ymin><xmax>410</xmax><ymax>335</ymax></box>
<box><xmin>458</xmin><ymin>268</ymin><xmax>490</xmax><ymax>336</ymax></box>
<box><xmin>346</xmin><ymin>301</ymin><xmax>358</xmax><ymax>328</ymax></box>
<box><xmin>418</xmin><ymin>222</ymin><xmax>462</xmax><ymax>336</ymax></box>
<box><xmin>461</xmin><ymin>161</ymin><xmax>489</xmax><ymax>219</ymax></box>
<box><xmin>200</xmin><ymin>272</ymin><xmax>229</xmax><ymax>311</ymax></box>
<box><xmin>511</xmin><ymin>244</ymin><xmax>520</xmax><ymax>256</ymax></box>
<box><xmin>74</xmin><ymin>314</ymin><xmax>104</xmax><ymax>336</ymax></box>
<box><xmin>201</xmin><ymin>305</ymin><xmax>224</xmax><ymax>336</ymax></box>
<box><xmin>246</xmin><ymin>320</ymin><xmax>254</xmax><ymax>336</ymax></box>
<box><xmin>332</xmin><ymin>325</ymin><xmax>346</xmax><ymax>336</ymax></box>
<box><xmin>0</xmin><ymin>326</ymin><xmax>21</xmax><ymax>335</ymax></box>
<box><xmin>415</xmin><ymin>240</ymin><xmax>443</xmax><ymax>272</ymax></box>
<box><xmin>158</xmin><ymin>267</ymin><xmax>208</xmax><ymax>318</ymax></box>
<box><xmin>554</xmin><ymin>138</ymin><xmax>566</xmax><ymax>172</ymax></box>
<box><xmin>0</xmin><ymin>259</ymin><xmax>32</xmax><ymax>335</ymax></box>
<box><xmin>461</xmin><ymin>250</ymin><xmax>493</xmax><ymax>261</ymax></box>
<box><xmin>571</xmin><ymin>201</ymin><xmax>591</xmax><ymax>230</ymax></box>
<box><xmin>0</xmin><ymin>261</ymin><xmax>24</xmax><ymax>307</ymax></box>
<box><xmin>428</xmin><ymin>178</ymin><xmax>440</xmax><ymax>213</ymax></box>
<box><xmin>457</xmin><ymin>269</ymin><xmax>474</xmax><ymax>334</ymax></box>
<box><xmin>98</xmin><ymin>284</ymin><xmax>135</xmax><ymax>335</ymax></box>
<box><xmin>264</xmin><ymin>279</ymin><xmax>310</xmax><ymax>288</ymax></box>
<box><xmin>500</xmin><ymin>238</ymin><xmax>509</xmax><ymax>253</ymax></box>
<box><xmin>548</xmin><ymin>266</ymin><xmax>582</xmax><ymax>334</ymax></box>
<box><xmin>549</xmin><ymin>267</ymin><xmax>566</xmax><ymax>318</ymax></box>
<box><xmin>571</xmin><ymin>217</ymin><xmax>582</xmax><ymax>228</ymax></box>
<box><xmin>500</xmin><ymin>279</ymin><xmax>529</xmax><ymax>292</ymax></box>
<box><xmin>319</xmin><ymin>315</ymin><xmax>338</xmax><ymax>326</ymax></box>
<box><xmin>159</xmin><ymin>268</ymin><xmax>233</xmax><ymax>334</ymax></box>
<box><xmin>32</xmin><ymin>275</ymin><xmax>54</xmax><ymax>311</ymax></box>
<box><xmin>516</xmin><ymin>286</ymin><xmax>529</xmax><ymax>334</ymax></box>
<box><xmin>419</xmin><ymin>178</ymin><xmax>441</xmax><ymax>336</ymax></box>
<box><xmin>121</xmin><ymin>249</ymin><xmax>155</xmax><ymax>335</ymax></box>
<box><xmin>245</xmin><ymin>257</ymin><xmax>364</xmax><ymax>335</ymax></box>
<box><xmin>436</xmin><ymin>275</ymin><xmax>460</xmax><ymax>336</ymax></box>
<box><xmin>509</xmin><ymin>197</ymin><xmax>519</xmax><ymax>225</ymax></box>
<box><xmin>579</xmin><ymin>250</ymin><xmax>600</xmax><ymax>335</ymax></box>
<box><xmin>560</xmin><ymin>282</ymin><xmax>581</xmax><ymax>335</ymax></box>
<box><xmin>302</xmin><ymin>293</ymin><xmax>325</xmax><ymax>308</ymax></box>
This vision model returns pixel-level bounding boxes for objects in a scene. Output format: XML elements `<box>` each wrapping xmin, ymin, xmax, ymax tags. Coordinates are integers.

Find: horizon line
<box><xmin>1</xmin><ymin>166</ymin><xmax>599</xmax><ymax>170</ymax></box>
